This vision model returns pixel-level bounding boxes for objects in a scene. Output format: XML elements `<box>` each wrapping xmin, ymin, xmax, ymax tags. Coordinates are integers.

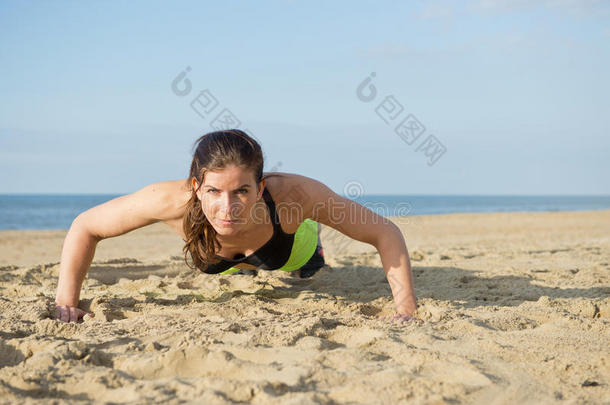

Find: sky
<box><xmin>1</xmin><ymin>0</ymin><xmax>608</xmax><ymax>195</ymax></box>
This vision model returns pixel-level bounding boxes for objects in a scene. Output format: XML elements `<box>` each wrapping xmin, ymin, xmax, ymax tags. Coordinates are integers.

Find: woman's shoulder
<box><xmin>162</xmin><ymin>178</ymin><xmax>193</xmax><ymax>220</ymax></box>
<box><xmin>263</xmin><ymin>172</ymin><xmax>312</xmax><ymax>205</ymax></box>
<box><xmin>263</xmin><ymin>171</ymin><xmax>337</xmax><ymax>219</ymax></box>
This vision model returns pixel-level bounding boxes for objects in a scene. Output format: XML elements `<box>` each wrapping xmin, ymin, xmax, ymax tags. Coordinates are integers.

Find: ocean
<box><xmin>1</xmin><ymin>194</ymin><xmax>609</xmax><ymax>231</ymax></box>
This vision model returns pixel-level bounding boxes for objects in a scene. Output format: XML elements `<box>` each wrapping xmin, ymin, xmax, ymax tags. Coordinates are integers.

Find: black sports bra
<box><xmin>192</xmin><ymin>188</ymin><xmax>296</xmax><ymax>274</ymax></box>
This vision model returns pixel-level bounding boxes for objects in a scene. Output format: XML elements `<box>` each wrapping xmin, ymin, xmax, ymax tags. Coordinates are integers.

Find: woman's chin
<box><xmin>213</xmin><ymin>223</ymin><xmax>242</xmax><ymax>235</ymax></box>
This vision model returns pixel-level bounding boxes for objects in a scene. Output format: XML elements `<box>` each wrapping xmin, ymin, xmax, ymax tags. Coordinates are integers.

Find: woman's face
<box><xmin>192</xmin><ymin>164</ymin><xmax>265</xmax><ymax>236</ymax></box>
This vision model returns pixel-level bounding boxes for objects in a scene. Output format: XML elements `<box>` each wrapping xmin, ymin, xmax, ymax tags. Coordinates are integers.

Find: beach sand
<box><xmin>0</xmin><ymin>210</ymin><xmax>608</xmax><ymax>404</ymax></box>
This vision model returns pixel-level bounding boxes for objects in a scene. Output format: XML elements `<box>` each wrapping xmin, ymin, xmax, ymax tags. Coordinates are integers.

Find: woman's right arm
<box><xmin>55</xmin><ymin>180</ymin><xmax>187</xmax><ymax>322</ymax></box>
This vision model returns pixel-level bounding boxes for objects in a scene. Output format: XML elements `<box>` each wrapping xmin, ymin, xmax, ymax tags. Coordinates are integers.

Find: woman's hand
<box><xmin>378</xmin><ymin>313</ymin><xmax>424</xmax><ymax>325</ymax></box>
<box><xmin>54</xmin><ymin>304</ymin><xmax>94</xmax><ymax>323</ymax></box>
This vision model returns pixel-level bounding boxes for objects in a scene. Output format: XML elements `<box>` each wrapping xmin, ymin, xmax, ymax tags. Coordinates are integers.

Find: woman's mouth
<box><xmin>217</xmin><ymin>219</ymin><xmax>236</xmax><ymax>226</ymax></box>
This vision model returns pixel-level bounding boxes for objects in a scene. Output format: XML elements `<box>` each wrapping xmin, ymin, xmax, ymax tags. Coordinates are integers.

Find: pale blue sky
<box><xmin>1</xmin><ymin>0</ymin><xmax>608</xmax><ymax>195</ymax></box>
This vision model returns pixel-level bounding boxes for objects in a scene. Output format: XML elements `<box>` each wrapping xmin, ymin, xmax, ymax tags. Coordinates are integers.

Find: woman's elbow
<box><xmin>374</xmin><ymin>221</ymin><xmax>405</xmax><ymax>250</ymax></box>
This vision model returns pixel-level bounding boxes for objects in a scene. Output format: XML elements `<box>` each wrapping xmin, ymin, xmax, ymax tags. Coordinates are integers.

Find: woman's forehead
<box><xmin>204</xmin><ymin>165</ymin><xmax>256</xmax><ymax>186</ymax></box>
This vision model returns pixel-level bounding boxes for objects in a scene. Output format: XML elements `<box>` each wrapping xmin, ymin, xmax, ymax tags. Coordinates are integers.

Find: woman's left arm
<box><xmin>375</xmin><ymin>222</ymin><xmax>417</xmax><ymax>316</ymax></box>
<box><xmin>291</xmin><ymin>175</ymin><xmax>418</xmax><ymax>318</ymax></box>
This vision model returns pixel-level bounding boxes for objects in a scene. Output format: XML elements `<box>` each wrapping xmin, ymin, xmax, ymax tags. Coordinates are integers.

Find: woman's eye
<box><xmin>207</xmin><ymin>189</ymin><xmax>247</xmax><ymax>194</ymax></box>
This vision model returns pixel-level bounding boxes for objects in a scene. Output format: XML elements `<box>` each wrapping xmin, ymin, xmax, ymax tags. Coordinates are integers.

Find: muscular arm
<box><xmin>286</xmin><ymin>174</ymin><xmax>418</xmax><ymax>318</ymax></box>
<box><xmin>374</xmin><ymin>222</ymin><xmax>417</xmax><ymax>316</ymax></box>
<box><xmin>55</xmin><ymin>180</ymin><xmax>188</xmax><ymax>319</ymax></box>
<box><xmin>55</xmin><ymin>217</ymin><xmax>101</xmax><ymax>307</ymax></box>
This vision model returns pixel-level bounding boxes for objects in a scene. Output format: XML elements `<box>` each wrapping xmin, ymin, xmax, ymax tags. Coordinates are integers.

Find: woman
<box><xmin>54</xmin><ymin>129</ymin><xmax>419</xmax><ymax>324</ymax></box>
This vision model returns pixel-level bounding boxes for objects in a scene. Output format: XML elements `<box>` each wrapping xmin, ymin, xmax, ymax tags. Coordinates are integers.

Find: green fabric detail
<box><xmin>219</xmin><ymin>267</ymin><xmax>244</xmax><ymax>275</ymax></box>
<box><xmin>219</xmin><ymin>218</ymin><xmax>319</xmax><ymax>275</ymax></box>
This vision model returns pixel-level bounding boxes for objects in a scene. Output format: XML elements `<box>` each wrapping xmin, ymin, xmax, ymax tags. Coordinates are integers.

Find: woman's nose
<box><xmin>218</xmin><ymin>194</ymin><xmax>242</xmax><ymax>216</ymax></box>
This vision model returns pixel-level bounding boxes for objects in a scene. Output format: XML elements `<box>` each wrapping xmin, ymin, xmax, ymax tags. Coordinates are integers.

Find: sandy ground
<box><xmin>0</xmin><ymin>209</ymin><xmax>609</xmax><ymax>404</ymax></box>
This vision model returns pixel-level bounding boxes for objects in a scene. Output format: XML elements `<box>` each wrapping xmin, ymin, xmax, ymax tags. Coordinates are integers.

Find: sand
<box><xmin>0</xmin><ymin>209</ymin><xmax>609</xmax><ymax>404</ymax></box>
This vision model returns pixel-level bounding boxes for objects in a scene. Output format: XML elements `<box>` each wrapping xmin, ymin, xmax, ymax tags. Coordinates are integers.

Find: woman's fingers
<box><xmin>59</xmin><ymin>305</ymin><xmax>70</xmax><ymax>322</ymax></box>
<box><xmin>377</xmin><ymin>313</ymin><xmax>423</xmax><ymax>324</ymax></box>
<box><xmin>54</xmin><ymin>304</ymin><xmax>93</xmax><ymax>323</ymax></box>
<box><xmin>394</xmin><ymin>314</ymin><xmax>424</xmax><ymax>325</ymax></box>
<box><xmin>69</xmin><ymin>306</ymin><xmax>78</xmax><ymax>322</ymax></box>
<box><xmin>77</xmin><ymin>308</ymin><xmax>94</xmax><ymax>321</ymax></box>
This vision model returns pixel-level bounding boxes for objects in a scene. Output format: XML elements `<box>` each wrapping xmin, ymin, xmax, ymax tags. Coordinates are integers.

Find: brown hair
<box><xmin>182</xmin><ymin>129</ymin><xmax>281</xmax><ymax>272</ymax></box>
